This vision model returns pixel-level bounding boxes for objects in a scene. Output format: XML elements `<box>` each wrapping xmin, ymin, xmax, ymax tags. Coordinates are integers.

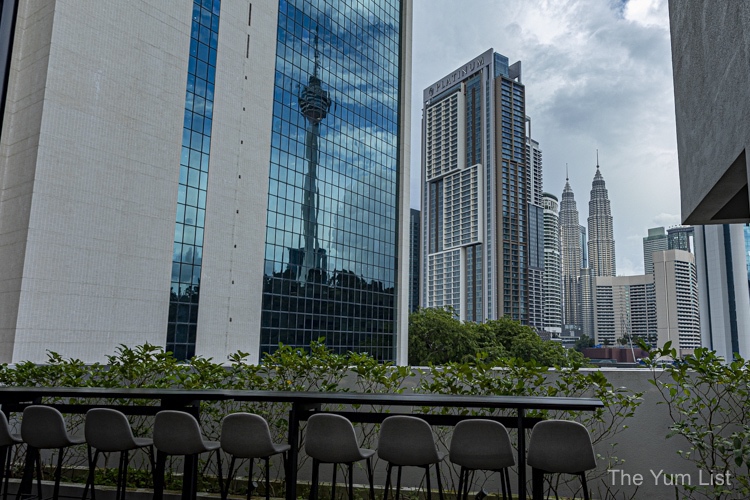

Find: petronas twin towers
<box><xmin>560</xmin><ymin>162</ymin><xmax>616</xmax><ymax>338</ymax></box>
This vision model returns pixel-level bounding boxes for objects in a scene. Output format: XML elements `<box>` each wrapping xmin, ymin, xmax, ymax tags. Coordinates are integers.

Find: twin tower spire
<box><xmin>560</xmin><ymin>155</ymin><xmax>616</xmax><ymax>337</ymax></box>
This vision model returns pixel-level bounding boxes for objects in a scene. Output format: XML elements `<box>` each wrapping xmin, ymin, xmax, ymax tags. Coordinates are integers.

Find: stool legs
<box><xmin>580</xmin><ymin>472</ymin><xmax>590</xmax><ymax>500</ymax></box>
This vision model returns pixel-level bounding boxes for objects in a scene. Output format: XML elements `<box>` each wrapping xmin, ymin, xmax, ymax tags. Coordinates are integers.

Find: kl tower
<box><xmin>298</xmin><ymin>30</ymin><xmax>331</xmax><ymax>284</ymax></box>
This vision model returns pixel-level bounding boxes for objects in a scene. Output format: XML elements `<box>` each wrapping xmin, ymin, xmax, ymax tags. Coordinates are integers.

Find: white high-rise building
<box><xmin>643</xmin><ymin>227</ymin><xmax>668</xmax><ymax>275</ymax></box>
<box><xmin>595</xmin><ymin>275</ymin><xmax>656</xmax><ymax>346</ymax></box>
<box><xmin>0</xmin><ymin>0</ymin><xmax>412</xmax><ymax>363</ymax></box>
<box><xmin>542</xmin><ymin>193</ymin><xmax>562</xmax><ymax>335</ymax></box>
<box><xmin>422</xmin><ymin>49</ymin><xmax>529</xmax><ymax>324</ymax></box>
<box><xmin>527</xmin><ymin>136</ymin><xmax>544</xmax><ymax>332</ymax></box>
<box><xmin>653</xmin><ymin>250</ymin><xmax>700</xmax><ymax>354</ymax></box>
<box><xmin>695</xmin><ymin>224</ymin><xmax>750</xmax><ymax>361</ymax></box>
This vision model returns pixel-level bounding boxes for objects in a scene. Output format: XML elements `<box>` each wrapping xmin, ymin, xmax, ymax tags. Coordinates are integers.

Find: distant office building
<box><xmin>542</xmin><ymin>193</ymin><xmax>562</xmax><ymax>335</ymax></box>
<box><xmin>421</xmin><ymin>49</ymin><xmax>528</xmax><ymax>323</ymax></box>
<box><xmin>643</xmin><ymin>227</ymin><xmax>668</xmax><ymax>275</ymax></box>
<box><xmin>595</xmin><ymin>275</ymin><xmax>656</xmax><ymax>347</ymax></box>
<box><xmin>409</xmin><ymin>209</ymin><xmax>421</xmax><ymax>313</ymax></box>
<box><xmin>527</xmin><ymin>136</ymin><xmax>545</xmax><ymax>332</ymax></box>
<box><xmin>0</xmin><ymin>0</ymin><xmax>412</xmax><ymax>363</ymax></box>
<box><xmin>560</xmin><ymin>177</ymin><xmax>583</xmax><ymax>336</ymax></box>
<box><xmin>695</xmin><ymin>224</ymin><xmax>750</xmax><ymax>360</ymax></box>
<box><xmin>653</xmin><ymin>250</ymin><xmax>700</xmax><ymax>353</ymax></box>
<box><xmin>668</xmin><ymin>226</ymin><xmax>695</xmax><ymax>253</ymax></box>
<box><xmin>588</xmin><ymin>163</ymin><xmax>616</xmax><ymax>277</ymax></box>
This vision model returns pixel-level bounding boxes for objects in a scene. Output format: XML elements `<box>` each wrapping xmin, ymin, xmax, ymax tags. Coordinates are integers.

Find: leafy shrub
<box><xmin>0</xmin><ymin>342</ymin><xmax>637</xmax><ymax>498</ymax></box>
<box><xmin>646</xmin><ymin>342</ymin><xmax>750</xmax><ymax>499</ymax></box>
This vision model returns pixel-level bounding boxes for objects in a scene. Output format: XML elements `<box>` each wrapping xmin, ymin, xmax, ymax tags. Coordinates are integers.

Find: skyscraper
<box><xmin>560</xmin><ymin>177</ymin><xmax>582</xmax><ymax>336</ymax></box>
<box><xmin>595</xmin><ymin>274</ymin><xmax>656</xmax><ymax>346</ymax></box>
<box><xmin>667</xmin><ymin>226</ymin><xmax>695</xmax><ymax>253</ymax></box>
<box><xmin>542</xmin><ymin>193</ymin><xmax>562</xmax><ymax>336</ymax></box>
<box><xmin>0</xmin><ymin>0</ymin><xmax>412</xmax><ymax>363</ymax></box>
<box><xmin>653</xmin><ymin>249</ymin><xmax>700</xmax><ymax>354</ymax></box>
<box><xmin>588</xmin><ymin>163</ymin><xmax>616</xmax><ymax>277</ymax></box>
<box><xmin>409</xmin><ymin>209</ymin><xmax>421</xmax><ymax>313</ymax></box>
<box><xmin>643</xmin><ymin>227</ymin><xmax>668</xmax><ymax>275</ymax></box>
<box><xmin>422</xmin><ymin>49</ymin><xmax>527</xmax><ymax>323</ymax></box>
<box><xmin>527</xmin><ymin>136</ymin><xmax>545</xmax><ymax>332</ymax></box>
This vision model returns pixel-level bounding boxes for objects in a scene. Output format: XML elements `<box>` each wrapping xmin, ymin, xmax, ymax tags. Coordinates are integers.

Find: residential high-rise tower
<box><xmin>542</xmin><ymin>193</ymin><xmax>562</xmax><ymax>336</ymax></box>
<box><xmin>653</xmin><ymin>249</ymin><xmax>700</xmax><ymax>354</ymax></box>
<box><xmin>527</xmin><ymin>135</ymin><xmax>545</xmax><ymax>332</ymax></box>
<box><xmin>421</xmin><ymin>49</ymin><xmax>527</xmax><ymax>323</ymax></box>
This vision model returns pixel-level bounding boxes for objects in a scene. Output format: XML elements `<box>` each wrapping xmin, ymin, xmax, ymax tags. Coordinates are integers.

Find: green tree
<box><xmin>574</xmin><ymin>334</ymin><xmax>595</xmax><ymax>352</ymax></box>
<box><xmin>408</xmin><ymin>307</ymin><xmax>476</xmax><ymax>365</ymax></box>
<box><xmin>408</xmin><ymin>308</ymin><xmax>583</xmax><ymax>367</ymax></box>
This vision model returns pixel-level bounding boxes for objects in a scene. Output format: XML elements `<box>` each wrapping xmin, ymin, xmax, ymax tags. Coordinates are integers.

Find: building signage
<box><xmin>423</xmin><ymin>48</ymin><xmax>493</xmax><ymax>101</ymax></box>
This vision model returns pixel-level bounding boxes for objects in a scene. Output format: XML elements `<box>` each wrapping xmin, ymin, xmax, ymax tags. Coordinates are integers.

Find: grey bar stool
<box><xmin>527</xmin><ymin>420</ymin><xmax>596</xmax><ymax>500</ymax></box>
<box><xmin>83</xmin><ymin>408</ymin><xmax>154</xmax><ymax>500</ymax></box>
<box><xmin>19</xmin><ymin>405</ymin><xmax>85</xmax><ymax>500</ymax></box>
<box><xmin>0</xmin><ymin>412</ymin><xmax>21</xmax><ymax>500</ymax></box>
<box><xmin>305</xmin><ymin>413</ymin><xmax>375</xmax><ymax>500</ymax></box>
<box><xmin>152</xmin><ymin>410</ymin><xmax>222</xmax><ymax>500</ymax></box>
<box><xmin>449</xmin><ymin>420</ymin><xmax>515</xmax><ymax>500</ymax></box>
<box><xmin>377</xmin><ymin>415</ymin><xmax>445</xmax><ymax>500</ymax></box>
<box><xmin>219</xmin><ymin>413</ymin><xmax>290</xmax><ymax>500</ymax></box>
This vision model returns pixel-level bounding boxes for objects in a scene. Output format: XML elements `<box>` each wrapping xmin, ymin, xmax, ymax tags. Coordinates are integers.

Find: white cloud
<box><xmin>410</xmin><ymin>0</ymin><xmax>678</xmax><ymax>274</ymax></box>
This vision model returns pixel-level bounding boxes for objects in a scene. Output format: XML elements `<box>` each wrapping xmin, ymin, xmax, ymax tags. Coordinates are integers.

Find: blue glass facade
<box><xmin>260</xmin><ymin>0</ymin><xmax>402</xmax><ymax>360</ymax></box>
<box><xmin>167</xmin><ymin>0</ymin><xmax>221</xmax><ymax>360</ymax></box>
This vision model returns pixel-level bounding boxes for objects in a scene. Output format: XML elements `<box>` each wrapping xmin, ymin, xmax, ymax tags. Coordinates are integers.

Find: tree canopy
<box><xmin>408</xmin><ymin>307</ymin><xmax>584</xmax><ymax>367</ymax></box>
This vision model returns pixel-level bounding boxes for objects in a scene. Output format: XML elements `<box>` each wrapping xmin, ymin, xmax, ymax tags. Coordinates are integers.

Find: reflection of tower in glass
<box><xmin>297</xmin><ymin>30</ymin><xmax>331</xmax><ymax>284</ymax></box>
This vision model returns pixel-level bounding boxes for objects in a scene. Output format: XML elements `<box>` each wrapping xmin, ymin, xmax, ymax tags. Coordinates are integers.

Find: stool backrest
<box><xmin>378</xmin><ymin>415</ymin><xmax>441</xmax><ymax>465</ymax></box>
<box><xmin>85</xmin><ymin>408</ymin><xmax>138</xmax><ymax>452</ymax></box>
<box><xmin>0</xmin><ymin>411</ymin><xmax>16</xmax><ymax>447</ymax></box>
<box><xmin>221</xmin><ymin>413</ymin><xmax>276</xmax><ymax>458</ymax></box>
<box><xmin>305</xmin><ymin>413</ymin><xmax>363</xmax><ymax>463</ymax></box>
<box><xmin>21</xmin><ymin>405</ymin><xmax>71</xmax><ymax>449</ymax></box>
<box><xmin>450</xmin><ymin>419</ymin><xmax>515</xmax><ymax>469</ymax></box>
<box><xmin>153</xmin><ymin>410</ymin><xmax>206</xmax><ymax>455</ymax></box>
<box><xmin>527</xmin><ymin>419</ymin><xmax>596</xmax><ymax>474</ymax></box>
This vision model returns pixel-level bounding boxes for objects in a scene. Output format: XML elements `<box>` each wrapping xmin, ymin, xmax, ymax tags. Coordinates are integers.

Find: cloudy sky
<box><xmin>409</xmin><ymin>0</ymin><xmax>678</xmax><ymax>276</ymax></box>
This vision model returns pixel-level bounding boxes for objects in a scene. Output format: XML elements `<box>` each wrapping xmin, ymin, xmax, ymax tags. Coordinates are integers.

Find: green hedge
<box><xmin>0</xmin><ymin>343</ymin><xmax>639</xmax><ymax>498</ymax></box>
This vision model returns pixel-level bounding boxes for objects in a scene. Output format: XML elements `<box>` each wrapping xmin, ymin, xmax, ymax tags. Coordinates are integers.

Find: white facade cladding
<box><xmin>595</xmin><ymin>274</ymin><xmax>656</xmax><ymax>346</ymax></box>
<box><xmin>653</xmin><ymin>249</ymin><xmax>700</xmax><ymax>353</ymax></box>
<box><xmin>423</xmin><ymin>86</ymin><xmax>474</xmax><ymax>316</ymax></box>
<box><xmin>421</xmin><ymin>49</ymin><xmax>528</xmax><ymax>324</ymax></box>
<box><xmin>542</xmin><ymin>193</ymin><xmax>562</xmax><ymax>335</ymax></box>
<box><xmin>527</xmin><ymin>137</ymin><xmax>544</xmax><ymax>332</ymax></box>
<box><xmin>695</xmin><ymin>224</ymin><xmax>750</xmax><ymax>361</ymax></box>
<box><xmin>0</xmin><ymin>0</ymin><xmax>413</xmax><ymax>364</ymax></box>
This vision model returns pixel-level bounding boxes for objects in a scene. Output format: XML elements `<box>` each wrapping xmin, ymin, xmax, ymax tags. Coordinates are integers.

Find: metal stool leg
<box><xmin>331</xmin><ymin>463</ymin><xmax>337</xmax><ymax>500</ymax></box>
<box><xmin>424</xmin><ymin>466</ymin><xmax>431</xmax><ymax>500</ymax></box>
<box><xmin>436</xmin><ymin>464</ymin><xmax>444</xmax><ymax>500</ymax></box>
<box><xmin>348</xmin><ymin>463</ymin><xmax>354</xmax><ymax>500</ymax></box>
<box><xmin>580</xmin><ymin>472</ymin><xmax>590</xmax><ymax>500</ymax></box>
<box><xmin>383</xmin><ymin>463</ymin><xmax>392</xmax><ymax>500</ymax></box>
